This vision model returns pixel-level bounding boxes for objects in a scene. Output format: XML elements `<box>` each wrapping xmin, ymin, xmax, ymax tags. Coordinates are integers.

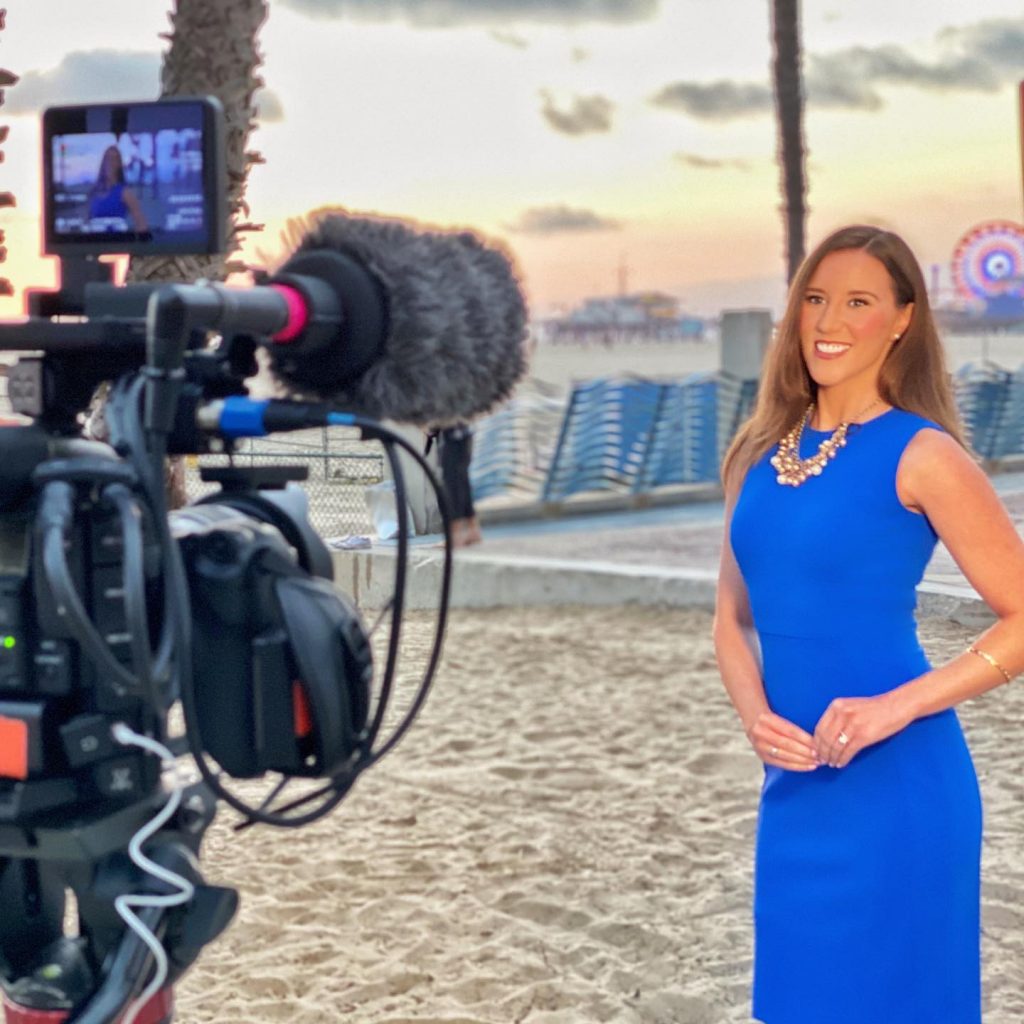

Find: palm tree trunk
<box><xmin>130</xmin><ymin>0</ymin><xmax>269</xmax><ymax>286</ymax></box>
<box><xmin>770</xmin><ymin>0</ymin><xmax>807</xmax><ymax>284</ymax></box>
<box><xmin>127</xmin><ymin>0</ymin><xmax>269</xmax><ymax>505</ymax></box>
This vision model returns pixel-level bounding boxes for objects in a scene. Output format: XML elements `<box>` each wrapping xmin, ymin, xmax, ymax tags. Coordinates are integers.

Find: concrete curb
<box><xmin>330</xmin><ymin>547</ymin><xmax>994</xmax><ymax>627</ymax></box>
<box><xmin>333</xmin><ymin>547</ymin><xmax>718</xmax><ymax>610</ymax></box>
<box><xmin>477</xmin><ymin>482</ymin><xmax>724</xmax><ymax>526</ymax></box>
<box><xmin>914</xmin><ymin>582</ymin><xmax>995</xmax><ymax>629</ymax></box>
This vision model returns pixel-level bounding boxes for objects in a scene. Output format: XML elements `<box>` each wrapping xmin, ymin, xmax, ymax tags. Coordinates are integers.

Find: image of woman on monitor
<box><xmin>87</xmin><ymin>145</ymin><xmax>148</xmax><ymax>232</ymax></box>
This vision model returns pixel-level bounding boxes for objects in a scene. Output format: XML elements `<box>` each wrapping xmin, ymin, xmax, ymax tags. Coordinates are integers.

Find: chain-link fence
<box><xmin>9</xmin><ymin>330</ymin><xmax>1024</xmax><ymax>530</ymax></box>
<box><xmin>0</xmin><ymin>373</ymin><xmax>386</xmax><ymax>538</ymax></box>
<box><xmin>183</xmin><ymin>428</ymin><xmax>385</xmax><ymax>538</ymax></box>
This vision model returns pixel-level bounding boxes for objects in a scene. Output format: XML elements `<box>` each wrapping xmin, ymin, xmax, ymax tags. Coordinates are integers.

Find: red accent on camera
<box><xmin>0</xmin><ymin>715</ymin><xmax>28</xmax><ymax>779</ymax></box>
<box><xmin>269</xmin><ymin>284</ymin><xmax>308</xmax><ymax>343</ymax></box>
<box><xmin>292</xmin><ymin>681</ymin><xmax>313</xmax><ymax>739</ymax></box>
<box><xmin>2</xmin><ymin>995</ymin><xmax>70</xmax><ymax>1024</ymax></box>
<box><xmin>3</xmin><ymin>986</ymin><xmax>173</xmax><ymax>1024</ymax></box>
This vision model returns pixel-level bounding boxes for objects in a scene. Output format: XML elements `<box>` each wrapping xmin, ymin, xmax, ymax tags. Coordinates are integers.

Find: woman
<box><xmin>713</xmin><ymin>224</ymin><xmax>1024</xmax><ymax>1023</ymax></box>
<box><xmin>87</xmin><ymin>145</ymin><xmax>147</xmax><ymax>232</ymax></box>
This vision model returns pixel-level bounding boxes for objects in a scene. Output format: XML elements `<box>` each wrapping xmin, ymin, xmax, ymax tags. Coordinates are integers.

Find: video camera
<box><xmin>0</xmin><ymin>97</ymin><xmax>462</xmax><ymax>1024</ymax></box>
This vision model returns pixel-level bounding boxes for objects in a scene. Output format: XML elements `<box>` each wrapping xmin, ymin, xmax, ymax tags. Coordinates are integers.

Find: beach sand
<box><xmin>175</xmin><ymin>606</ymin><xmax>1024</xmax><ymax>1023</ymax></box>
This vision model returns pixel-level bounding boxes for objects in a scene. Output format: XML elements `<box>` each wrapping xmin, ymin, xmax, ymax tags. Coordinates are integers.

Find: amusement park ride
<box><xmin>940</xmin><ymin>220</ymin><xmax>1024</xmax><ymax>331</ymax></box>
<box><xmin>936</xmin><ymin>84</ymin><xmax>1024</xmax><ymax>332</ymax></box>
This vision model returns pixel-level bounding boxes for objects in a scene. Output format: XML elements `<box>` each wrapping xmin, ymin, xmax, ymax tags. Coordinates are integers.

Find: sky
<box><xmin>1</xmin><ymin>0</ymin><xmax>1022</xmax><ymax>319</ymax></box>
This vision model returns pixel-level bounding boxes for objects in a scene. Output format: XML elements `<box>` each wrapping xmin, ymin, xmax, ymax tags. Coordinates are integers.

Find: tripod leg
<box><xmin>0</xmin><ymin>858</ymin><xmax>66</xmax><ymax>978</ymax></box>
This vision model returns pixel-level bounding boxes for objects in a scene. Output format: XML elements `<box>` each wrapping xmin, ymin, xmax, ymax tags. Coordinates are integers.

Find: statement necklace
<box><xmin>770</xmin><ymin>398</ymin><xmax>881</xmax><ymax>487</ymax></box>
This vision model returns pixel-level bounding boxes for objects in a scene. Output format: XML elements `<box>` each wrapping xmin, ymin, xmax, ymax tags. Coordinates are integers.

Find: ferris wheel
<box><xmin>951</xmin><ymin>220</ymin><xmax>1024</xmax><ymax>302</ymax></box>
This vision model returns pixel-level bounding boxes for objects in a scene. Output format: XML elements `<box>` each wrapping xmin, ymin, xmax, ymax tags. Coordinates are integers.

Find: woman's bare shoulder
<box><xmin>898</xmin><ymin>426</ymin><xmax>986</xmax><ymax>510</ymax></box>
<box><xmin>900</xmin><ymin>426</ymin><xmax>975</xmax><ymax>474</ymax></box>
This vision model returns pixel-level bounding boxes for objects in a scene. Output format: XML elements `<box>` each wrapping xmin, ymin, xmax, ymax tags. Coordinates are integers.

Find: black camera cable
<box><xmin>240</xmin><ymin>431</ymin><xmax>412</xmax><ymax>825</ymax></box>
<box><xmin>363</xmin><ymin>434</ymin><xmax>409</xmax><ymax>747</ymax></box>
<box><xmin>234</xmin><ymin>419</ymin><xmax>454</xmax><ymax>829</ymax></box>
<box><xmin>36</xmin><ymin>475</ymin><xmax>164</xmax><ymax>720</ymax></box>
<box><xmin>358</xmin><ymin>422</ymin><xmax>452</xmax><ymax>766</ymax></box>
<box><xmin>99</xmin><ymin>388</ymin><xmax>451</xmax><ymax>830</ymax></box>
<box><xmin>107</xmin><ymin>482</ymin><xmax>158</xmax><ymax>716</ymax></box>
<box><xmin>92</xmin><ymin>381</ymin><xmax>352</xmax><ymax>829</ymax></box>
<box><xmin>106</xmin><ymin>375</ymin><xmax>181</xmax><ymax>702</ymax></box>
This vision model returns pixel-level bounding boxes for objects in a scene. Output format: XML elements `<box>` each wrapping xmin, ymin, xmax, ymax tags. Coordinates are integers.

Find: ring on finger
<box><xmin>837</xmin><ymin>731</ymin><xmax>850</xmax><ymax>746</ymax></box>
<box><xmin>769</xmin><ymin>746</ymin><xmax>779</xmax><ymax>757</ymax></box>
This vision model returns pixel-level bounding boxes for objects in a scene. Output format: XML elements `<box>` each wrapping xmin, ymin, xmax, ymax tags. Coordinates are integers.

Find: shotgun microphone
<box><xmin>265</xmin><ymin>211</ymin><xmax>530</xmax><ymax>426</ymax></box>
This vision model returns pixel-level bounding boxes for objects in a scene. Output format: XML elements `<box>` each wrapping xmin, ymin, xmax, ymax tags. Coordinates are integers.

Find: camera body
<box><xmin>0</xmin><ymin>97</ymin><xmax>447</xmax><ymax>1024</ymax></box>
<box><xmin>0</xmin><ymin>436</ymin><xmax>164</xmax><ymax>828</ymax></box>
<box><xmin>0</xmin><ymin>447</ymin><xmax>374</xmax><ymax>834</ymax></box>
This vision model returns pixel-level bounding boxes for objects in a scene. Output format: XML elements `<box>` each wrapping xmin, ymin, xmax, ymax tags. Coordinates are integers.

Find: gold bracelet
<box><xmin>967</xmin><ymin>645</ymin><xmax>1013</xmax><ymax>684</ymax></box>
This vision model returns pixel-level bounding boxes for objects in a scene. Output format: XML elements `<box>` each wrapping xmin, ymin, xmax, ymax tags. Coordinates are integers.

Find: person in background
<box><xmin>428</xmin><ymin>423</ymin><xmax>481</xmax><ymax>547</ymax></box>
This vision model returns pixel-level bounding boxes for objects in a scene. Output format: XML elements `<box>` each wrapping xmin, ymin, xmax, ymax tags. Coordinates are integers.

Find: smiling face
<box><xmin>799</xmin><ymin>248</ymin><xmax>914</xmax><ymax>397</ymax></box>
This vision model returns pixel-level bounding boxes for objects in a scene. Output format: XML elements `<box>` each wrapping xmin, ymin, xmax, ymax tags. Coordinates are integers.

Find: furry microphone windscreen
<box><xmin>273</xmin><ymin>211</ymin><xmax>530</xmax><ymax>427</ymax></box>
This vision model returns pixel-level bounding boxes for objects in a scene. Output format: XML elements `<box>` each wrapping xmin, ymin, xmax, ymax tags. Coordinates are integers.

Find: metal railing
<box><xmin>470</xmin><ymin>366</ymin><xmax>1024</xmax><ymax>510</ymax></box>
<box><xmin>183</xmin><ymin>429</ymin><xmax>384</xmax><ymax>538</ymax></box>
<box><xmin>3</xmin><ymin>360</ymin><xmax>1023</xmax><ymax>527</ymax></box>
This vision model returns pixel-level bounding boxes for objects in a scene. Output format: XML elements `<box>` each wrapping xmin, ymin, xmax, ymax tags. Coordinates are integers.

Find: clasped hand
<box><xmin>746</xmin><ymin>692</ymin><xmax>911</xmax><ymax>771</ymax></box>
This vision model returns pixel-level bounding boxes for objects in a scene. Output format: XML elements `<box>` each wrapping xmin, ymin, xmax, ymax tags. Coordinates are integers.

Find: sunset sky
<box><xmin>1</xmin><ymin>0</ymin><xmax>1022</xmax><ymax>319</ymax></box>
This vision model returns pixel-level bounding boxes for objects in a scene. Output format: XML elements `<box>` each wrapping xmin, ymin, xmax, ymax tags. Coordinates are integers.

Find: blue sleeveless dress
<box><xmin>730</xmin><ymin>408</ymin><xmax>982</xmax><ymax>1024</ymax></box>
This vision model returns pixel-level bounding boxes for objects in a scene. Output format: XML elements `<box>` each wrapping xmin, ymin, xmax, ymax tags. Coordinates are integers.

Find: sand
<box><xmin>174</xmin><ymin>606</ymin><xmax>1024</xmax><ymax>1023</ymax></box>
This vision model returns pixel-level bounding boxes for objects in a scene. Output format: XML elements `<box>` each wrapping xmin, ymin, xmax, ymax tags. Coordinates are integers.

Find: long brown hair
<box><xmin>721</xmin><ymin>224</ymin><xmax>967</xmax><ymax>488</ymax></box>
<box><xmin>92</xmin><ymin>146</ymin><xmax>125</xmax><ymax>190</ymax></box>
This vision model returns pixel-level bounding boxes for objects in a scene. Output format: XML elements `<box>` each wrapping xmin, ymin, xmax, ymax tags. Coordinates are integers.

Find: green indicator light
<box><xmin>2</xmin><ymin>637</ymin><xmax>15</xmax><ymax>649</ymax></box>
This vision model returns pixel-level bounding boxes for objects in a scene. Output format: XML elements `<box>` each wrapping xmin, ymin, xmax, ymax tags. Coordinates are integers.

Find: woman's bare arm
<box><xmin>123</xmin><ymin>188</ymin><xmax>148</xmax><ymax>232</ymax></box>
<box><xmin>890</xmin><ymin>428</ymin><xmax>1024</xmax><ymax>715</ymax></box>
<box><xmin>815</xmin><ymin>428</ymin><xmax>1024</xmax><ymax>768</ymax></box>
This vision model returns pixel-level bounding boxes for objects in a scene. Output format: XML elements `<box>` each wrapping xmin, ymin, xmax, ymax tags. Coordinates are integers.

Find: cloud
<box><xmin>540</xmin><ymin>91</ymin><xmax>614</xmax><ymax>135</ymax></box>
<box><xmin>675</xmin><ymin>152</ymin><xmax>751</xmax><ymax>171</ymax></box>
<box><xmin>937</xmin><ymin>17</ymin><xmax>1024</xmax><ymax>76</ymax></box>
<box><xmin>650</xmin><ymin>15</ymin><xmax>1024</xmax><ymax>122</ymax></box>
<box><xmin>505</xmin><ymin>204</ymin><xmax>622</xmax><ymax>234</ymax></box>
<box><xmin>805</xmin><ymin>43</ymin><xmax>1000</xmax><ymax>112</ymax></box>
<box><xmin>5</xmin><ymin>51</ymin><xmax>161</xmax><ymax>115</ymax></box>
<box><xmin>651</xmin><ymin>81</ymin><xmax>772</xmax><ymax>120</ymax></box>
<box><xmin>278</xmin><ymin>0</ymin><xmax>658</xmax><ymax>27</ymax></box>
<box><xmin>4</xmin><ymin>50</ymin><xmax>285</xmax><ymax>124</ymax></box>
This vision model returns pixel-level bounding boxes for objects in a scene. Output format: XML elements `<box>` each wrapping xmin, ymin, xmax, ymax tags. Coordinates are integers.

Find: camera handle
<box><xmin>27</xmin><ymin>256</ymin><xmax>116</xmax><ymax>319</ymax></box>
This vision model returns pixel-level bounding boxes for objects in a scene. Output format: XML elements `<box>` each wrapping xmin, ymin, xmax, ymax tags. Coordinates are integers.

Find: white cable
<box><xmin>110</xmin><ymin>722</ymin><xmax>196</xmax><ymax>1024</ymax></box>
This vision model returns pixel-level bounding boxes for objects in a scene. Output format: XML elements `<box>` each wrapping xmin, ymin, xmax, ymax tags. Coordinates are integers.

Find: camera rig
<box><xmin>0</xmin><ymin>235</ymin><xmax>453</xmax><ymax>1024</ymax></box>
